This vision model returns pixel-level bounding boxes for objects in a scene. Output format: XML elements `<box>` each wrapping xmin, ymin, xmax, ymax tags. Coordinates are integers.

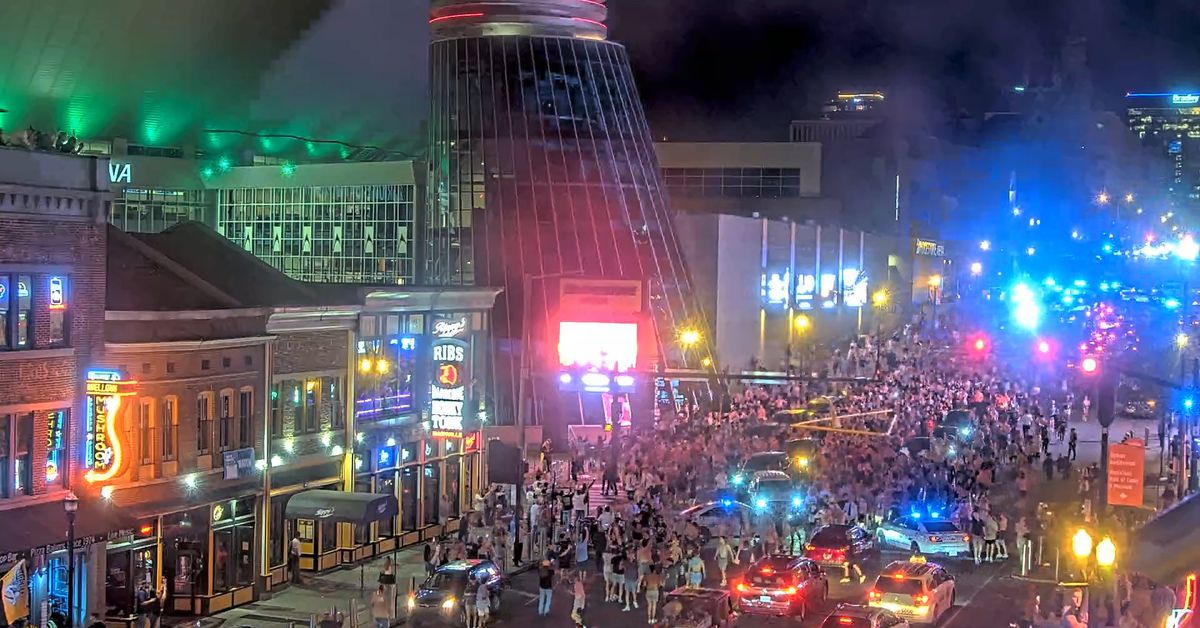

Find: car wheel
<box><xmin>491</xmin><ymin>593</ymin><xmax>502</xmax><ymax>614</ymax></box>
<box><xmin>910</xmin><ymin>541</ymin><xmax>921</xmax><ymax>554</ymax></box>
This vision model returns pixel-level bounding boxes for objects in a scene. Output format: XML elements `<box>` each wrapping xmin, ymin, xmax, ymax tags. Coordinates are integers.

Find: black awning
<box><xmin>1128</xmin><ymin>494</ymin><xmax>1200</xmax><ymax>584</ymax></box>
<box><xmin>285</xmin><ymin>490</ymin><xmax>397</xmax><ymax>524</ymax></box>
<box><xmin>0</xmin><ymin>496</ymin><xmax>135</xmax><ymax>556</ymax></box>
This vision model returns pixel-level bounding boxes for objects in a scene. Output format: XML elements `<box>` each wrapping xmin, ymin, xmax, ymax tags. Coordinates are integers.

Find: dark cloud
<box><xmin>608</xmin><ymin>0</ymin><xmax>1200</xmax><ymax>140</ymax></box>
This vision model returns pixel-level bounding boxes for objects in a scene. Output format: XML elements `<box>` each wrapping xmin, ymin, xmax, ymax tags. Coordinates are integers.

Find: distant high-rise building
<box><xmin>425</xmin><ymin>0</ymin><xmax>709</xmax><ymax>421</ymax></box>
<box><xmin>1126</xmin><ymin>92</ymin><xmax>1200</xmax><ymax>211</ymax></box>
<box><xmin>789</xmin><ymin>91</ymin><xmax>885</xmax><ymax>142</ymax></box>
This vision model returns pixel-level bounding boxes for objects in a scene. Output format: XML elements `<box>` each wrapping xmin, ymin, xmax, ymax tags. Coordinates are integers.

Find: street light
<box><xmin>1123</xmin><ymin>193</ymin><xmax>1135</xmax><ymax>204</ymax></box>
<box><xmin>1177</xmin><ymin>332</ymin><xmax>1190</xmax><ymax>349</ymax></box>
<box><xmin>64</xmin><ymin>491</ymin><xmax>79</xmax><ymax>628</ymax></box>
<box><xmin>928</xmin><ymin>275</ymin><xmax>943</xmax><ymax>288</ymax></box>
<box><xmin>1096</xmin><ymin>191</ymin><xmax>1111</xmax><ymax>205</ymax></box>
<box><xmin>872</xmin><ymin>290</ymin><xmax>889</xmax><ymax>307</ymax></box>
<box><xmin>1096</xmin><ymin>536</ymin><xmax>1116</xmax><ymax>568</ymax></box>
<box><xmin>969</xmin><ymin>262</ymin><xmax>983</xmax><ymax>276</ymax></box>
<box><xmin>1072</xmin><ymin>528</ymin><xmax>1094</xmax><ymax>560</ymax></box>
<box><xmin>678</xmin><ymin>328</ymin><xmax>702</xmax><ymax>348</ymax></box>
<box><xmin>793</xmin><ymin>314</ymin><xmax>811</xmax><ymax>331</ymax></box>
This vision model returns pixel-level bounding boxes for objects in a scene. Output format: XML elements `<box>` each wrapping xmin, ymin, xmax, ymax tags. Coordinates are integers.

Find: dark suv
<box><xmin>734</xmin><ymin>554</ymin><xmax>828</xmax><ymax>621</ymax></box>
<box><xmin>407</xmin><ymin>560</ymin><xmax>505</xmax><ymax>625</ymax></box>
<box><xmin>804</xmin><ymin>524</ymin><xmax>874</xmax><ymax>568</ymax></box>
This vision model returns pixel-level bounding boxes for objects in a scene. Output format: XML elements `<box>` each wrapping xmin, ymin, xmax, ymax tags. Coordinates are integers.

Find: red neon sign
<box><xmin>437</xmin><ymin>364</ymin><xmax>460</xmax><ymax>388</ymax></box>
<box><xmin>558</xmin><ymin>321</ymin><xmax>638</xmax><ymax>372</ymax></box>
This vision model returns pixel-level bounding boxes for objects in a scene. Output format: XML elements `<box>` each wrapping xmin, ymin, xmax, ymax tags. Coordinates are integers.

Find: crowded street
<box><xmin>410</xmin><ymin>320</ymin><xmax>1178</xmax><ymax>628</ymax></box>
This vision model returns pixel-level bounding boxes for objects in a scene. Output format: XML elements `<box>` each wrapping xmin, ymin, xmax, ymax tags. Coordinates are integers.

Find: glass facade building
<box><xmin>109</xmin><ymin>188</ymin><xmax>209</xmax><ymax>233</ymax></box>
<box><xmin>426</xmin><ymin>0</ymin><xmax>708</xmax><ymax>416</ymax></box>
<box><xmin>217</xmin><ymin>184</ymin><xmax>416</xmax><ymax>284</ymax></box>
<box><xmin>1127</xmin><ymin>92</ymin><xmax>1200</xmax><ymax>210</ymax></box>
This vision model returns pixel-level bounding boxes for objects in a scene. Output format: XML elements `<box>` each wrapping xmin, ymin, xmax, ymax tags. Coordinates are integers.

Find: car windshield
<box><xmin>424</xmin><ymin>571</ymin><xmax>467</xmax><ymax>591</ymax></box>
<box><xmin>923</xmin><ymin>521</ymin><xmax>959</xmax><ymax>533</ymax></box>
<box><xmin>875</xmin><ymin>577</ymin><xmax>925</xmax><ymax>595</ymax></box>
<box><xmin>821</xmin><ymin>616</ymin><xmax>871</xmax><ymax>628</ymax></box>
<box><xmin>756</xmin><ymin>479</ymin><xmax>792</xmax><ymax>496</ymax></box>
<box><xmin>743</xmin><ymin>455</ymin><xmax>783</xmax><ymax>471</ymax></box>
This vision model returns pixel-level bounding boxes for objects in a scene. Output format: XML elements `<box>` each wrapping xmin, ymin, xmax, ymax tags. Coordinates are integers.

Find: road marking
<box><xmin>942</xmin><ymin>568</ymin><xmax>998</xmax><ymax>627</ymax></box>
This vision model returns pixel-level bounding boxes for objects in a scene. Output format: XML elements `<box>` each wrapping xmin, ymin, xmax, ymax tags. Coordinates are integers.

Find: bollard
<box><xmin>1053</xmin><ymin>548</ymin><xmax>1060</xmax><ymax>583</ymax></box>
<box><xmin>360</xmin><ymin>561</ymin><xmax>365</xmax><ymax>598</ymax></box>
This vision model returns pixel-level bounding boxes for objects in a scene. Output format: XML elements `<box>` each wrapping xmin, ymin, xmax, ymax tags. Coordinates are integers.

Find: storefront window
<box><xmin>377</xmin><ymin>472</ymin><xmax>396</xmax><ymax>537</ymax></box>
<box><xmin>422</xmin><ymin>463</ymin><xmax>440</xmax><ymax>525</ymax></box>
<box><xmin>463</xmin><ymin>453</ymin><xmax>477</xmax><ymax>514</ymax></box>
<box><xmin>105</xmin><ymin>544</ymin><xmax>156</xmax><ymax>616</ymax></box>
<box><xmin>164</xmin><ymin>508</ymin><xmax>211</xmax><ymax>597</ymax></box>
<box><xmin>400</xmin><ymin>467</ymin><xmax>418</xmax><ymax>532</ymax></box>
<box><xmin>269</xmin><ymin>499</ymin><xmax>286</xmax><ymax>567</ymax></box>
<box><xmin>354</xmin><ymin>327</ymin><xmax>418</xmax><ymax>424</ymax></box>
<box><xmin>320</xmin><ymin>487</ymin><xmax>337</xmax><ymax>554</ymax></box>
<box><xmin>445</xmin><ymin>459</ymin><xmax>461</xmax><ymax>519</ymax></box>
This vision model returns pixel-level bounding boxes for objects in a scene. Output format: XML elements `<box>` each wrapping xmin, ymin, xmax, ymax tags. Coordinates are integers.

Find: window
<box><xmin>0</xmin><ymin>274</ymin><xmax>52</xmax><ymax>351</ymax></box>
<box><xmin>47</xmin><ymin>276</ymin><xmax>68</xmax><ymax>347</ymax></box>
<box><xmin>328</xmin><ymin>379</ymin><xmax>344</xmax><ymax>429</ymax></box>
<box><xmin>46</xmin><ymin>410</ymin><xmax>67</xmax><ymax>488</ymax></box>
<box><xmin>238</xmin><ymin>388</ymin><xmax>254</xmax><ymax>448</ymax></box>
<box><xmin>270</xmin><ymin>385</ymin><xmax>282</xmax><ymax>439</ymax></box>
<box><xmin>218</xmin><ymin>390</ymin><xmax>233</xmax><ymax>452</ymax></box>
<box><xmin>161</xmin><ymin>397</ymin><xmax>178</xmax><ymax>461</ymax></box>
<box><xmin>197</xmin><ymin>393</ymin><xmax>213</xmax><ymax>454</ymax></box>
<box><xmin>222</xmin><ymin>357</ymin><xmax>231</xmax><ymax>368</ymax></box>
<box><xmin>138</xmin><ymin>399</ymin><xmax>154</xmax><ymax>465</ymax></box>
<box><xmin>166</xmin><ymin>362</ymin><xmax>176</xmax><ymax>373</ymax></box>
<box><xmin>16</xmin><ymin>275</ymin><xmax>30</xmax><ymax>348</ymax></box>
<box><xmin>304</xmin><ymin>383</ymin><xmax>318</xmax><ymax>433</ymax></box>
<box><xmin>0</xmin><ymin>413</ymin><xmax>34</xmax><ymax>497</ymax></box>
<box><xmin>201</xmin><ymin>359</ymin><xmax>211</xmax><ymax>371</ymax></box>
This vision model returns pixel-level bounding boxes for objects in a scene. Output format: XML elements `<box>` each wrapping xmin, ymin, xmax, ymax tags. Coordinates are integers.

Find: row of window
<box><xmin>136</xmin><ymin>388</ymin><xmax>255</xmax><ymax>466</ymax></box>
<box><xmin>662</xmin><ymin>167</ymin><xmax>805</xmax><ymax>199</ymax></box>
<box><xmin>0</xmin><ymin>273</ymin><xmax>68</xmax><ymax>351</ymax></box>
<box><xmin>269</xmin><ymin>378</ymin><xmax>344</xmax><ymax>440</ymax></box>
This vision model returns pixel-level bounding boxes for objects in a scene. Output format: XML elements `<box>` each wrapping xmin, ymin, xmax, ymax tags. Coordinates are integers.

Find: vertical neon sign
<box><xmin>84</xmin><ymin>369</ymin><xmax>135</xmax><ymax>484</ymax></box>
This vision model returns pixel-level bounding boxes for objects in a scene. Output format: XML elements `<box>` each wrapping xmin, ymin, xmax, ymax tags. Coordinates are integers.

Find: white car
<box><xmin>875</xmin><ymin>517</ymin><xmax>971</xmax><ymax>557</ymax></box>
<box><xmin>679</xmin><ymin>499</ymin><xmax>753</xmax><ymax>540</ymax></box>
<box><xmin>868</xmin><ymin>559</ymin><xmax>955</xmax><ymax>625</ymax></box>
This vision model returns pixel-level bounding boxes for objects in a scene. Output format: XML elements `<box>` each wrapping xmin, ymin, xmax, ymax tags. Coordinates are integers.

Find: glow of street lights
<box><xmin>1177</xmin><ymin>332</ymin><xmax>1190</xmax><ymax>348</ymax></box>
<box><xmin>1072</xmin><ymin>528</ymin><xmax>1094</xmax><ymax>559</ymax></box>
<box><xmin>1124</xmin><ymin>193</ymin><xmax>1134</xmax><ymax>204</ymax></box>
<box><xmin>969</xmin><ymin>262</ymin><xmax>983</xmax><ymax>276</ymax></box>
<box><xmin>928</xmin><ymin>275</ymin><xmax>942</xmax><ymax>288</ymax></box>
<box><xmin>979</xmin><ymin>240</ymin><xmax>991</xmax><ymax>251</ymax></box>
<box><xmin>1096</xmin><ymin>536</ymin><xmax>1116</xmax><ymax>568</ymax></box>
<box><xmin>678</xmin><ymin>328</ymin><xmax>702</xmax><ymax>347</ymax></box>
<box><xmin>872</xmin><ymin>290</ymin><xmax>889</xmax><ymax>307</ymax></box>
<box><xmin>1096</xmin><ymin>191</ymin><xmax>1110</xmax><ymax>205</ymax></box>
<box><xmin>793</xmin><ymin>314</ymin><xmax>811</xmax><ymax>331</ymax></box>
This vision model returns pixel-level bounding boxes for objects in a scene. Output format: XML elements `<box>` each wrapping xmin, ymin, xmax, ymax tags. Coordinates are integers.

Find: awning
<box><xmin>1128</xmin><ymin>494</ymin><xmax>1200</xmax><ymax>584</ymax></box>
<box><xmin>285</xmin><ymin>490</ymin><xmax>397</xmax><ymax>524</ymax></box>
<box><xmin>0</xmin><ymin>496</ymin><xmax>135</xmax><ymax>556</ymax></box>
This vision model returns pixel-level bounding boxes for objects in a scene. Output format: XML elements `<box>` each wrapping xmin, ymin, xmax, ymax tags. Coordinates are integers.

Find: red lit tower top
<box><xmin>430</xmin><ymin>0</ymin><xmax>608</xmax><ymax>41</ymax></box>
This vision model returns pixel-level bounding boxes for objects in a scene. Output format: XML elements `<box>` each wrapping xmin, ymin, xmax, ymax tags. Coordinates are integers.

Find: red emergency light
<box><xmin>1080</xmin><ymin>356</ymin><xmax>1099</xmax><ymax>374</ymax></box>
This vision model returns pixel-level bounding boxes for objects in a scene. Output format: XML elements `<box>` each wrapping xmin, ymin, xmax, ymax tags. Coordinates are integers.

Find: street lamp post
<box><xmin>64</xmin><ymin>491</ymin><xmax>79</xmax><ymax>628</ymax></box>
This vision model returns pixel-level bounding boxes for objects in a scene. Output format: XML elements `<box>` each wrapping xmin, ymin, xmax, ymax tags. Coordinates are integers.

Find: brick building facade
<box><xmin>0</xmin><ymin>149</ymin><xmax>113</xmax><ymax>628</ymax></box>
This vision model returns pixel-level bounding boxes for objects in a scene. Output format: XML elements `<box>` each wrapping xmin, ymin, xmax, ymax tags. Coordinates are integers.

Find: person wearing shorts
<box><xmin>602</xmin><ymin>551</ymin><xmax>616</xmax><ymax>601</ymax></box>
<box><xmin>623</xmin><ymin>548</ymin><xmax>640</xmax><ymax>611</ymax></box>
<box><xmin>644</xmin><ymin>565</ymin><xmax>663</xmax><ymax>624</ymax></box>
<box><xmin>609</xmin><ymin>551</ymin><xmax>625</xmax><ymax>604</ymax></box>
<box><xmin>475</xmin><ymin>577</ymin><xmax>491</xmax><ymax>628</ymax></box>
<box><xmin>714</xmin><ymin>537</ymin><xmax>733</xmax><ymax>586</ymax></box>
<box><xmin>686</xmin><ymin>551</ymin><xmax>705</xmax><ymax>588</ymax></box>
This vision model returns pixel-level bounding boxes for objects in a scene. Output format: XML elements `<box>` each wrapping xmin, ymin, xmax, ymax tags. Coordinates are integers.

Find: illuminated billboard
<box><xmin>557</xmin><ymin>321</ymin><xmax>639</xmax><ymax>373</ymax></box>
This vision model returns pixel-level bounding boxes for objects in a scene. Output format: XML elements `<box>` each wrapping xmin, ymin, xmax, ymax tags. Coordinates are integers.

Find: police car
<box><xmin>875</xmin><ymin>514</ymin><xmax>970</xmax><ymax>556</ymax></box>
<box><xmin>730</xmin><ymin>451</ymin><xmax>789</xmax><ymax>487</ymax></box>
<box><xmin>679</xmin><ymin>499</ymin><xmax>754</xmax><ymax>542</ymax></box>
<box><xmin>866</xmin><ymin>557</ymin><xmax>955</xmax><ymax>625</ymax></box>
<box><xmin>747</xmin><ymin>471</ymin><xmax>805</xmax><ymax>522</ymax></box>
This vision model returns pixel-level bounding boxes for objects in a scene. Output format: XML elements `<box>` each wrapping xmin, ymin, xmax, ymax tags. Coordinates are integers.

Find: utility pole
<box><xmin>1095</xmin><ymin>369</ymin><xmax>1118</xmax><ymax>520</ymax></box>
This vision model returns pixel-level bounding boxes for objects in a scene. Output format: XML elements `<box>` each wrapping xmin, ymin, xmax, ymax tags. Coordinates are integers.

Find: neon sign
<box><xmin>84</xmin><ymin>369</ymin><xmax>135</xmax><ymax>484</ymax></box>
<box><xmin>1173</xmin><ymin>94</ymin><xmax>1200</xmax><ymax>105</ymax></box>
<box><xmin>45</xmin><ymin>410</ymin><xmax>65</xmax><ymax>483</ymax></box>
<box><xmin>48</xmin><ymin>277</ymin><xmax>66</xmax><ymax>310</ymax></box>
<box><xmin>429</xmin><ymin>337</ymin><xmax>468</xmax><ymax>438</ymax></box>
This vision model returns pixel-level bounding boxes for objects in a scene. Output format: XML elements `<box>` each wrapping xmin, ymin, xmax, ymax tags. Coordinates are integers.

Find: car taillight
<box><xmin>805</xmin><ymin>544</ymin><xmax>815</xmax><ymax>551</ymax></box>
<box><xmin>838</xmin><ymin>617</ymin><xmax>855</xmax><ymax>625</ymax></box>
<box><xmin>834</xmin><ymin>547</ymin><xmax>847</xmax><ymax>557</ymax></box>
<box><xmin>736</xmin><ymin>582</ymin><xmax>749</xmax><ymax>593</ymax></box>
<box><xmin>868</xmin><ymin>589</ymin><xmax>881</xmax><ymax>601</ymax></box>
<box><xmin>962</xmin><ymin>534</ymin><xmax>971</xmax><ymax>542</ymax></box>
<box><xmin>783</xmin><ymin>586</ymin><xmax>797</xmax><ymax>595</ymax></box>
<box><xmin>913</xmin><ymin>593</ymin><xmax>929</xmax><ymax>605</ymax></box>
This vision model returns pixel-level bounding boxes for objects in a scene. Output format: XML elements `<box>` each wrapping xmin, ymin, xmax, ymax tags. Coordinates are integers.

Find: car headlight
<box><xmin>796</xmin><ymin>457</ymin><xmax>810</xmax><ymax>468</ymax></box>
<box><xmin>791</xmin><ymin>496</ymin><xmax>803</xmax><ymax>507</ymax></box>
<box><xmin>732</xmin><ymin>474</ymin><xmax>745</xmax><ymax>485</ymax></box>
<box><xmin>442</xmin><ymin>597</ymin><xmax>456</xmax><ymax>611</ymax></box>
<box><xmin>755</xmin><ymin>498</ymin><xmax>768</xmax><ymax>509</ymax></box>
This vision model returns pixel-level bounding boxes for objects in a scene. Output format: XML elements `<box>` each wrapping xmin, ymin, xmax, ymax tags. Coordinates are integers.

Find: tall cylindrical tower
<box><xmin>426</xmin><ymin>0</ymin><xmax>708</xmax><ymax>426</ymax></box>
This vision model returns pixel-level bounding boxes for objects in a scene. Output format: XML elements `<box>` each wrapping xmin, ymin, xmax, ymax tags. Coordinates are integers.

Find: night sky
<box><xmin>609</xmin><ymin>0</ymin><xmax>1200</xmax><ymax>141</ymax></box>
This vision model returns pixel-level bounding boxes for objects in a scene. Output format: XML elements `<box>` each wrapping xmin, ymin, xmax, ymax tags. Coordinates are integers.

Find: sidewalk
<box><xmin>167</xmin><ymin>547</ymin><xmax>430</xmax><ymax>628</ymax></box>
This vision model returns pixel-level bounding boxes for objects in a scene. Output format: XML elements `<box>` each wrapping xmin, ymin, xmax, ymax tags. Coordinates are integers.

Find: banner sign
<box><xmin>1108</xmin><ymin>442</ymin><xmax>1146</xmax><ymax>507</ymax></box>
